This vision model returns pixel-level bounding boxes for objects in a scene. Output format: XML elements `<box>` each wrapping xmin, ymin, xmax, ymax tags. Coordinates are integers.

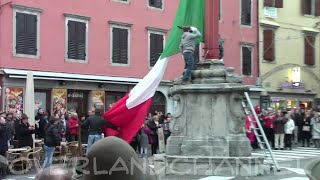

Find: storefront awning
<box><xmin>1</xmin><ymin>68</ymin><xmax>149</xmax><ymax>85</ymax></box>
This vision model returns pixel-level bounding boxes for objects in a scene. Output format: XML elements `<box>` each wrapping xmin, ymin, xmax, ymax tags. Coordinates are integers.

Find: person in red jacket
<box><xmin>67</xmin><ymin>113</ymin><xmax>79</xmax><ymax>141</ymax></box>
<box><xmin>263</xmin><ymin>108</ymin><xmax>276</xmax><ymax>149</ymax></box>
<box><xmin>245</xmin><ymin>113</ymin><xmax>257</xmax><ymax>150</ymax></box>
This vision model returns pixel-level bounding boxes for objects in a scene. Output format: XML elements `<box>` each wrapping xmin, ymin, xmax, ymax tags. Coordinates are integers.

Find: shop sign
<box><xmin>68</xmin><ymin>92</ymin><xmax>84</xmax><ymax>98</ymax></box>
<box><xmin>264</xmin><ymin>7</ymin><xmax>277</xmax><ymax>19</ymax></box>
<box><xmin>271</xmin><ymin>97</ymin><xmax>285</xmax><ymax>102</ymax></box>
<box><xmin>5</xmin><ymin>87</ymin><xmax>23</xmax><ymax>113</ymax></box>
<box><xmin>300</xmin><ymin>98</ymin><xmax>313</xmax><ymax>102</ymax></box>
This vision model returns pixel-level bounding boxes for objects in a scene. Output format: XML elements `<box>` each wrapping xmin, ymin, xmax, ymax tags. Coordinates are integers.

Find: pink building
<box><xmin>0</xmin><ymin>0</ymin><xmax>260</xmax><ymax>116</ymax></box>
<box><xmin>219</xmin><ymin>0</ymin><xmax>261</xmax><ymax>103</ymax></box>
<box><xmin>0</xmin><ymin>0</ymin><xmax>181</xmax><ymax>115</ymax></box>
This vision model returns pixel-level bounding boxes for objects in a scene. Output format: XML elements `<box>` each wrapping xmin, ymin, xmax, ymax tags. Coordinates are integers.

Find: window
<box><xmin>304</xmin><ymin>35</ymin><xmax>315</xmax><ymax>65</ymax></box>
<box><xmin>148</xmin><ymin>0</ymin><xmax>163</xmax><ymax>9</ymax></box>
<box><xmin>302</xmin><ymin>0</ymin><xmax>320</xmax><ymax>16</ymax></box>
<box><xmin>263</xmin><ymin>29</ymin><xmax>275</xmax><ymax>61</ymax></box>
<box><xmin>111</xmin><ymin>26</ymin><xmax>129</xmax><ymax>65</ymax></box>
<box><xmin>241</xmin><ymin>0</ymin><xmax>252</xmax><ymax>26</ymax></box>
<box><xmin>65</xmin><ymin>14</ymin><xmax>89</xmax><ymax>63</ymax></box>
<box><xmin>149</xmin><ymin>32</ymin><xmax>164</xmax><ymax>67</ymax></box>
<box><xmin>13</xmin><ymin>5</ymin><xmax>41</xmax><ymax>58</ymax></box>
<box><xmin>67</xmin><ymin>21</ymin><xmax>87</xmax><ymax>60</ymax></box>
<box><xmin>264</xmin><ymin>0</ymin><xmax>283</xmax><ymax>8</ymax></box>
<box><xmin>241</xmin><ymin>46</ymin><xmax>252</xmax><ymax>76</ymax></box>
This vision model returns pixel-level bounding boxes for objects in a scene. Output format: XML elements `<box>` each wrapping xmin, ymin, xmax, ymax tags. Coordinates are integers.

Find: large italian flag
<box><xmin>104</xmin><ymin>0</ymin><xmax>205</xmax><ymax>143</ymax></box>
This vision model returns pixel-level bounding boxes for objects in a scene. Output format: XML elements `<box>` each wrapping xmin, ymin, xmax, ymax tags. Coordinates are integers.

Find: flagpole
<box><xmin>204</xmin><ymin>0</ymin><xmax>220</xmax><ymax>60</ymax></box>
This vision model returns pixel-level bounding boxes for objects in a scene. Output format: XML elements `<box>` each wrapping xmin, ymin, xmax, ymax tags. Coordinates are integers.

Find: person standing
<box><xmin>82</xmin><ymin>109</ymin><xmax>118</xmax><ymax>155</ymax></box>
<box><xmin>148</xmin><ymin>114</ymin><xmax>160</xmax><ymax>155</ymax></box>
<box><xmin>5</xmin><ymin>113</ymin><xmax>15</xmax><ymax>144</ymax></box>
<box><xmin>43</xmin><ymin>117</ymin><xmax>62</xmax><ymax>168</ymax></box>
<box><xmin>67</xmin><ymin>113</ymin><xmax>79</xmax><ymax>142</ymax></box>
<box><xmin>139</xmin><ymin>122</ymin><xmax>152</xmax><ymax>158</ymax></box>
<box><xmin>284</xmin><ymin>114</ymin><xmax>295</xmax><ymax>150</ymax></box>
<box><xmin>273</xmin><ymin>110</ymin><xmax>288</xmax><ymax>150</ymax></box>
<box><xmin>179</xmin><ymin>26</ymin><xmax>202</xmax><ymax>85</ymax></box>
<box><xmin>311</xmin><ymin>113</ymin><xmax>320</xmax><ymax>149</ymax></box>
<box><xmin>293</xmin><ymin>109</ymin><xmax>304</xmax><ymax>145</ymax></box>
<box><xmin>0</xmin><ymin>114</ymin><xmax>9</xmax><ymax>157</ymax></box>
<box><xmin>0</xmin><ymin>114</ymin><xmax>9</xmax><ymax>179</ymax></box>
<box><xmin>263</xmin><ymin>108</ymin><xmax>276</xmax><ymax>148</ymax></box>
<box><xmin>302</xmin><ymin>113</ymin><xmax>312</xmax><ymax>147</ymax></box>
<box><xmin>17</xmin><ymin>114</ymin><xmax>35</xmax><ymax>148</ymax></box>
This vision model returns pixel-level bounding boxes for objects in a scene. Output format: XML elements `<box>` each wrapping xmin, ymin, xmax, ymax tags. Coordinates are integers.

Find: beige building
<box><xmin>258</xmin><ymin>0</ymin><xmax>320</xmax><ymax>110</ymax></box>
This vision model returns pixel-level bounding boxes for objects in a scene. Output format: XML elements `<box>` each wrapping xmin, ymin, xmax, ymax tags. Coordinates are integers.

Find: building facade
<box><xmin>219</xmin><ymin>0</ymin><xmax>261</xmax><ymax>104</ymax></box>
<box><xmin>0</xmin><ymin>0</ymin><xmax>182</xmax><ymax>116</ymax></box>
<box><xmin>259</xmin><ymin>0</ymin><xmax>320</xmax><ymax>110</ymax></box>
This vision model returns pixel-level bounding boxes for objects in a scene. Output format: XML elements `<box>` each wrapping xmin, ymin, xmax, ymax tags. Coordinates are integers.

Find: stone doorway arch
<box><xmin>150</xmin><ymin>91</ymin><xmax>167</xmax><ymax>114</ymax></box>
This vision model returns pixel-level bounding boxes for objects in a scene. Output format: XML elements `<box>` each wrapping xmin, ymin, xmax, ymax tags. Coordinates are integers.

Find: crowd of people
<box><xmin>246</xmin><ymin>106</ymin><xmax>320</xmax><ymax>150</ymax></box>
<box><xmin>0</xmin><ymin>107</ymin><xmax>118</xmax><ymax>178</ymax></box>
<box><xmin>130</xmin><ymin>111</ymin><xmax>172</xmax><ymax>157</ymax></box>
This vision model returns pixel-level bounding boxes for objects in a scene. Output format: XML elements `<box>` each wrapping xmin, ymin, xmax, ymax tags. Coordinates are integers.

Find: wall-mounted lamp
<box><xmin>59</xmin><ymin>80</ymin><xmax>66</xmax><ymax>86</ymax></box>
<box><xmin>98</xmin><ymin>83</ymin><xmax>105</xmax><ymax>88</ymax></box>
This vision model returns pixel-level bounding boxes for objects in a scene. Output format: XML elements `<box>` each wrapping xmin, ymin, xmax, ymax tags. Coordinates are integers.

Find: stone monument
<box><xmin>154</xmin><ymin>60</ymin><xmax>264</xmax><ymax>177</ymax></box>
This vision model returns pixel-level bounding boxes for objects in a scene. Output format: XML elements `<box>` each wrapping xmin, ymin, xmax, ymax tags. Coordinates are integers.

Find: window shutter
<box><xmin>68</xmin><ymin>21</ymin><xmax>77</xmax><ymax>59</ymax></box>
<box><xmin>16</xmin><ymin>13</ymin><xmax>26</xmax><ymax>54</ymax></box>
<box><xmin>241</xmin><ymin>0</ymin><xmax>251</xmax><ymax>26</ymax></box>
<box><xmin>119</xmin><ymin>29</ymin><xmax>128</xmax><ymax>64</ymax></box>
<box><xmin>304</xmin><ymin>35</ymin><xmax>315</xmax><ymax>65</ymax></box>
<box><xmin>275</xmin><ymin>0</ymin><xmax>283</xmax><ymax>8</ymax></box>
<box><xmin>77</xmin><ymin>22</ymin><xmax>86</xmax><ymax>60</ymax></box>
<box><xmin>316</xmin><ymin>0</ymin><xmax>320</xmax><ymax>16</ymax></box>
<box><xmin>264</xmin><ymin>0</ymin><xmax>273</xmax><ymax>7</ymax></box>
<box><xmin>26</xmin><ymin>14</ymin><xmax>37</xmax><ymax>55</ymax></box>
<box><xmin>112</xmin><ymin>28</ymin><xmax>120</xmax><ymax>63</ymax></box>
<box><xmin>149</xmin><ymin>34</ymin><xmax>157</xmax><ymax>67</ymax></box>
<box><xmin>263</xmin><ymin>30</ymin><xmax>275</xmax><ymax>61</ymax></box>
<box><xmin>16</xmin><ymin>13</ymin><xmax>37</xmax><ymax>55</ymax></box>
<box><xmin>242</xmin><ymin>46</ymin><xmax>252</xmax><ymax>76</ymax></box>
<box><xmin>301</xmin><ymin>0</ymin><xmax>307</xmax><ymax>14</ymax></box>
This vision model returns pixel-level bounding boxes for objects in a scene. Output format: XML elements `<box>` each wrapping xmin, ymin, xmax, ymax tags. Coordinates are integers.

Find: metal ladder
<box><xmin>242</xmin><ymin>92</ymin><xmax>280</xmax><ymax>172</ymax></box>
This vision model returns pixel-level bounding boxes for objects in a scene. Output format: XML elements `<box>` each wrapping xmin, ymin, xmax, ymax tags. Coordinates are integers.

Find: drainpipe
<box><xmin>257</xmin><ymin>0</ymin><xmax>260</xmax><ymax>85</ymax></box>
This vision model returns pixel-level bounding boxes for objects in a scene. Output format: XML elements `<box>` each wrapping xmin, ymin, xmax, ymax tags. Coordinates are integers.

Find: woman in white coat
<box><xmin>284</xmin><ymin>114</ymin><xmax>295</xmax><ymax>150</ymax></box>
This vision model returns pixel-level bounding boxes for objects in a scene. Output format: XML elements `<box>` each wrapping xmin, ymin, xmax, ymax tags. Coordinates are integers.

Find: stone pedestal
<box><xmin>156</xmin><ymin>61</ymin><xmax>264</xmax><ymax>177</ymax></box>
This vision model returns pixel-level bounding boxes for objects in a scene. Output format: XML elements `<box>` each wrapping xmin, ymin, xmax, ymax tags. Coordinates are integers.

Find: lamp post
<box><xmin>204</xmin><ymin>0</ymin><xmax>220</xmax><ymax>60</ymax></box>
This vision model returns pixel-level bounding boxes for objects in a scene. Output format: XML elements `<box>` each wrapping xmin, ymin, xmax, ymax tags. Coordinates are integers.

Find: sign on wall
<box><xmin>5</xmin><ymin>87</ymin><xmax>23</xmax><ymax>114</ymax></box>
<box><xmin>264</xmin><ymin>7</ymin><xmax>277</xmax><ymax>19</ymax></box>
<box><xmin>52</xmin><ymin>89</ymin><xmax>67</xmax><ymax>117</ymax></box>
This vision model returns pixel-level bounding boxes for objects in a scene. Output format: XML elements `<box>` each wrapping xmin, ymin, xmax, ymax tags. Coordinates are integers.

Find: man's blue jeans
<box><xmin>42</xmin><ymin>146</ymin><xmax>56</xmax><ymax>168</ymax></box>
<box><xmin>86</xmin><ymin>134</ymin><xmax>102</xmax><ymax>155</ymax></box>
<box><xmin>182</xmin><ymin>52</ymin><xmax>194</xmax><ymax>82</ymax></box>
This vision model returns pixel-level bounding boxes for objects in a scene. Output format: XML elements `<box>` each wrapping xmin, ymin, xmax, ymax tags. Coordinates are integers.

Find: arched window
<box><xmin>150</xmin><ymin>91</ymin><xmax>166</xmax><ymax>114</ymax></box>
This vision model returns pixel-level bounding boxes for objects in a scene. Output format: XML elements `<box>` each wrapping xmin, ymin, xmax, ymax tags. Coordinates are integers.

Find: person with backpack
<box><xmin>43</xmin><ymin>117</ymin><xmax>62</xmax><ymax>168</ymax></box>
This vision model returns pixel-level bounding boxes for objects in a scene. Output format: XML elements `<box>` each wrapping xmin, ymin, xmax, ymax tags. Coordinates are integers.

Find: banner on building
<box><xmin>5</xmin><ymin>87</ymin><xmax>23</xmax><ymax>114</ymax></box>
<box><xmin>52</xmin><ymin>89</ymin><xmax>67</xmax><ymax>117</ymax></box>
<box><xmin>89</xmin><ymin>90</ymin><xmax>105</xmax><ymax>112</ymax></box>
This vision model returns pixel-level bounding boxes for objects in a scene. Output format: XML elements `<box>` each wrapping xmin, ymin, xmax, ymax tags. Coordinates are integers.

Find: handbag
<box><xmin>302</xmin><ymin>125</ymin><xmax>310</xmax><ymax>132</ymax></box>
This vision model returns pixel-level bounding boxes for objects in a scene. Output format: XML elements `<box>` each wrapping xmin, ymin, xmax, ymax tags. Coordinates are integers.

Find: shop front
<box><xmin>1</xmin><ymin>69</ymin><xmax>172</xmax><ymax>117</ymax></box>
<box><xmin>269</xmin><ymin>93</ymin><xmax>315</xmax><ymax>110</ymax></box>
